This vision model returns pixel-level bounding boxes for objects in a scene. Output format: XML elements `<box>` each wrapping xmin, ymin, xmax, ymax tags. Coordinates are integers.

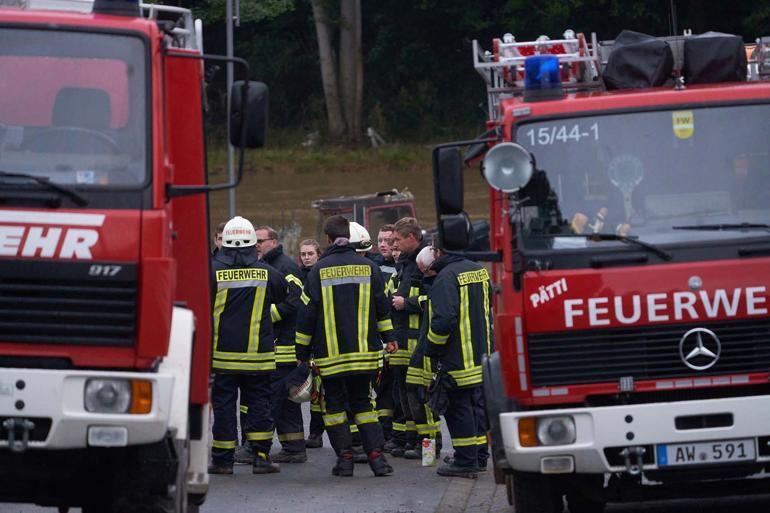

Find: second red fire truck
<box><xmin>432</xmin><ymin>28</ymin><xmax>770</xmax><ymax>512</ymax></box>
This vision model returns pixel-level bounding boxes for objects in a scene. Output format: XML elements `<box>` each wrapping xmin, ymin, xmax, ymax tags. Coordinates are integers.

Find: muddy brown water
<box><xmin>208</xmin><ymin>161</ymin><xmax>491</xmax><ymax>257</ymax></box>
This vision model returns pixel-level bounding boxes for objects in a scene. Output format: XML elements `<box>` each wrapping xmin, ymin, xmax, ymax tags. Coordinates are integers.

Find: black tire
<box><xmin>112</xmin><ymin>440</ymin><xmax>188</xmax><ymax>513</ymax></box>
<box><xmin>505</xmin><ymin>472</ymin><xmax>514</xmax><ymax>505</ymax></box>
<box><xmin>566</xmin><ymin>492</ymin><xmax>606</xmax><ymax>513</ymax></box>
<box><xmin>511</xmin><ymin>470</ymin><xmax>564</xmax><ymax>513</ymax></box>
<box><xmin>188</xmin><ymin>493</ymin><xmax>206</xmax><ymax>507</ymax></box>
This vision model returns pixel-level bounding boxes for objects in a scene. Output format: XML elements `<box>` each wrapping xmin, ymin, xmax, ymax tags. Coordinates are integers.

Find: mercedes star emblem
<box><xmin>679</xmin><ymin>328</ymin><xmax>721</xmax><ymax>371</ymax></box>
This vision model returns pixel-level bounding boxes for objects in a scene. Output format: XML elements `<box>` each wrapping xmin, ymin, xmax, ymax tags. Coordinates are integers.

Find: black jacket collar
<box><xmin>263</xmin><ymin>244</ymin><xmax>285</xmax><ymax>264</ymax></box>
<box><xmin>214</xmin><ymin>246</ymin><xmax>259</xmax><ymax>266</ymax></box>
<box><xmin>431</xmin><ymin>253</ymin><xmax>464</xmax><ymax>273</ymax></box>
<box><xmin>322</xmin><ymin>243</ymin><xmax>356</xmax><ymax>259</ymax></box>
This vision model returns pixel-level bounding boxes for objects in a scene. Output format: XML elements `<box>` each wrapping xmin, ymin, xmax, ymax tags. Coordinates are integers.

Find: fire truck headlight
<box><xmin>536</xmin><ymin>416</ymin><xmax>576</xmax><ymax>446</ymax></box>
<box><xmin>85</xmin><ymin>379</ymin><xmax>131</xmax><ymax>413</ymax></box>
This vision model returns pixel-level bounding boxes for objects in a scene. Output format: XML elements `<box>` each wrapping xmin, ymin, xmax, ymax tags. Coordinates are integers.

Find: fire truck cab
<box><xmin>0</xmin><ymin>0</ymin><xmax>266</xmax><ymax>511</ymax></box>
<box><xmin>433</xmin><ymin>29</ymin><xmax>770</xmax><ymax>512</ymax></box>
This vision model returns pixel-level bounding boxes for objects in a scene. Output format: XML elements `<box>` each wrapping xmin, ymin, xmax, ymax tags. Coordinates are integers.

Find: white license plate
<box><xmin>657</xmin><ymin>438</ymin><xmax>755</xmax><ymax>467</ymax></box>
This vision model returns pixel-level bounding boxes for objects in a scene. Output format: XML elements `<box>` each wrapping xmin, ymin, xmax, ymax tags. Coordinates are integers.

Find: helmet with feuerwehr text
<box><xmin>222</xmin><ymin>216</ymin><xmax>256</xmax><ymax>248</ymax></box>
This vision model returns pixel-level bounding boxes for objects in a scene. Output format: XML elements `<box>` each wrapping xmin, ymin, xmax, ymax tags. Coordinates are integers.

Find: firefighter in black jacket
<box><xmin>297</xmin><ymin>239</ymin><xmax>326</xmax><ymax>449</ymax></box>
<box><xmin>371</xmin><ymin>224</ymin><xmax>397</xmax><ymax>443</ymax></box>
<box><xmin>406</xmin><ymin>246</ymin><xmax>441</xmax><ymax>450</ymax></box>
<box><xmin>296</xmin><ymin>215</ymin><xmax>398</xmax><ymax>477</ymax></box>
<box><xmin>389</xmin><ymin>217</ymin><xmax>429</xmax><ymax>458</ymax></box>
<box><xmin>209</xmin><ymin>216</ymin><xmax>287</xmax><ymax>475</ymax></box>
<box><xmin>426</xmin><ymin>245</ymin><xmax>493</xmax><ymax>479</ymax></box>
<box><xmin>257</xmin><ymin>226</ymin><xmax>307</xmax><ymax>463</ymax></box>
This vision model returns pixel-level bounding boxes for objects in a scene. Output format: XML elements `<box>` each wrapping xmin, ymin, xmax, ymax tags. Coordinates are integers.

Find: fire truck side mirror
<box><xmin>229</xmin><ymin>81</ymin><xmax>268</xmax><ymax>149</ymax></box>
<box><xmin>439</xmin><ymin>212</ymin><xmax>472</xmax><ymax>251</ymax></box>
<box><xmin>432</xmin><ymin>146</ymin><xmax>471</xmax><ymax>250</ymax></box>
<box><xmin>433</xmin><ymin>147</ymin><xmax>464</xmax><ymax>215</ymax></box>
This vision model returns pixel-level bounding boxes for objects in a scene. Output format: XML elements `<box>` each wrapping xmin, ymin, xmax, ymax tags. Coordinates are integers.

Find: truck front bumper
<box><xmin>0</xmin><ymin>368</ymin><xmax>174</xmax><ymax>450</ymax></box>
<box><xmin>500</xmin><ymin>394</ymin><xmax>770</xmax><ymax>473</ymax></box>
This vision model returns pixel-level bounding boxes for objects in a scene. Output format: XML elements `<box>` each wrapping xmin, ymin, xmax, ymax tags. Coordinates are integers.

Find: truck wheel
<box><xmin>505</xmin><ymin>472</ymin><xmax>514</xmax><ymax>505</ymax></box>
<box><xmin>510</xmin><ymin>470</ymin><xmax>563</xmax><ymax>513</ymax></box>
<box><xmin>565</xmin><ymin>493</ymin><xmax>606</xmax><ymax>513</ymax></box>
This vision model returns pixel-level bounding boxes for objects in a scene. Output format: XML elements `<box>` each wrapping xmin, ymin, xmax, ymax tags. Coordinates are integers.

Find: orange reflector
<box><xmin>519</xmin><ymin>417</ymin><xmax>538</xmax><ymax>447</ymax></box>
<box><xmin>130</xmin><ymin>380</ymin><xmax>152</xmax><ymax>414</ymax></box>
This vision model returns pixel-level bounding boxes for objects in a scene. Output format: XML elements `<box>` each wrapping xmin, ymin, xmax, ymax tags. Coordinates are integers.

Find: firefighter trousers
<box><xmin>271</xmin><ymin>365</ymin><xmax>306</xmax><ymax>453</ymax></box>
<box><xmin>309</xmin><ymin>398</ymin><xmax>362</xmax><ymax>446</ymax></box>
<box><xmin>309</xmin><ymin>402</ymin><xmax>325</xmax><ymax>437</ymax></box>
<box><xmin>406</xmin><ymin>383</ymin><xmax>441</xmax><ymax>446</ymax></box>
<box><xmin>390</xmin><ymin>366</ymin><xmax>416</xmax><ymax>448</ymax></box>
<box><xmin>212</xmin><ymin>373</ymin><xmax>273</xmax><ymax>465</ymax></box>
<box><xmin>443</xmin><ymin>385</ymin><xmax>488</xmax><ymax>468</ymax></box>
<box><xmin>322</xmin><ymin>373</ymin><xmax>385</xmax><ymax>455</ymax></box>
<box><xmin>375</xmin><ymin>365</ymin><xmax>395</xmax><ymax>440</ymax></box>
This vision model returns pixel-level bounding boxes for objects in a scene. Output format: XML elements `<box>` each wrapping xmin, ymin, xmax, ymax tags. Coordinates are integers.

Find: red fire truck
<box><xmin>0</xmin><ymin>0</ymin><xmax>265</xmax><ymax>511</ymax></box>
<box><xmin>432</xmin><ymin>29</ymin><xmax>770</xmax><ymax>512</ymax></box>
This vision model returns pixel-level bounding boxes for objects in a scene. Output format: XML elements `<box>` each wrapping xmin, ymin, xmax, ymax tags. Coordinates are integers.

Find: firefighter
<box><xmin>405</xmin><ymin>245</ymin><xmax>441</xmax><ymax>455</ymax></box>
<box><xmin>426</xmin><ymin>244</ymin><xmax>493</xmax><ymax>479</ymax></box>
<box><xmin>371</xmin><ymin>223</ymin><xmax>397</xmax><ymax>283</ymax></box>
<box><xmin>212</xmin><ymin>221</ymin><xmax>226</xmax><ymax>257</ymax></box>
<box><xmin>371</xmin><ymin>224</ymin><xmax>397</xmax><ymax>443</ymax></box>
<box><xmin>388</xmin><ymin>217</ymin><xmax>429</xmax><ymax>458</ymax></box>
<box><xmin>297</xmin><ymin>238</ymin><xmax>326</xmax><ymax>449</ymax></box>
<box><xmin>256</xmin><ymin>226</ymin><xmax>308</xmax><ymax>463</ymax></box>
<box><xmin>209</xmin><ymin>216</ymin><xmax>287</xmax><ymax>475</ymax></box>
<box><xmin>296</xmin><ymin>215</ymin><xmax>397</xmax><ymax>477</ymax></box>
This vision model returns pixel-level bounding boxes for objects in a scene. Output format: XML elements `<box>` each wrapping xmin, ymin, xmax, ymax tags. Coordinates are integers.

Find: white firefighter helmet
<box><xmin>222</xmin><ymin>216</ymin><xmax>256</xmax><ymax>248</ymax></box>
<box><xmin>288</xmin><ymin>370</ymin><xmax>313</xmax><ymax>403</ymax></box>
<box><xmin>348</xmin><ymin>221</ymin><xmax>372</xmax><ymax>253</ymax></box>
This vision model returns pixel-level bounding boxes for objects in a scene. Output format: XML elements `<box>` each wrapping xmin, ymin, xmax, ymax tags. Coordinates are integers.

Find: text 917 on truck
<box><xmin>432</xmin><ymin>29</ymin><xmax>770</xmax><ymax>512</ymax></box>
<box><xmin>0</xmin><ymin>0</ymin><xmax>267</xmax><ymax>511</ymax></box>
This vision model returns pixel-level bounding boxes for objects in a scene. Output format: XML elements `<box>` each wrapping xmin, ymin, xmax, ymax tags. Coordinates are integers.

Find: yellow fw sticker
<box><xmin>672</xmin><ymin>110</ymin><xmax>694</xmax><ymax>139</ymax></box>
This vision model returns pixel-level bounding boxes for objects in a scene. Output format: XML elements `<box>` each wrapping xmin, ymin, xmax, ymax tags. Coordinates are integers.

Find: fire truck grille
<box><xmin>0</xmin><ymin>260</ymin><xmax>137</xmax><ymax>346</ymax></box>
<box><xmin>527</xmin><ymin>319</ymin><xmax>770</xmax><ymax>387</ymax></box>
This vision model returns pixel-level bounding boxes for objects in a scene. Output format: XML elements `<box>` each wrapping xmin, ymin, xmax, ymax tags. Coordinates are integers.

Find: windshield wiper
<box><xmin>531</xmin><ymin>233</ymin><xmax>673</xmax><ymax>261</ymax></box>
<box><xmin>0</xmin><ymin>171</ymin><xmax>88</xmax><ymax>206</ymax></box>
<box><xmin>672</xmin><ymin>223</ymin><xmax>770</xmax><ymax>232</ymax></box>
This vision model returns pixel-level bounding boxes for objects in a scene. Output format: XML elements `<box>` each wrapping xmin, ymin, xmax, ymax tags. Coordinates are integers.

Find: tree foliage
<box><xmin>191</xmin><ymin>0</ymin><xmax>770</xmax><ymax>141</ymax></box>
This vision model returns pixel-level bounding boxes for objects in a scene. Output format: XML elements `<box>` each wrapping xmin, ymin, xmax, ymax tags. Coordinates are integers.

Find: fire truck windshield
<box><xmin>514</xmin><ymin>104</ymin><xmax>770</xmax><ymax>251</ymax></box>
<box><xmin>0</xmin><ymin>28</ymin><xmax>147</xmax><ymax>187</ymax></box>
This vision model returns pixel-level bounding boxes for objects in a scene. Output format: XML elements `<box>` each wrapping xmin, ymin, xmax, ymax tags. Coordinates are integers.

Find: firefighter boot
<box><xmin>332</xmin><ymin>451</ymin><xmax>355</xmax><ymax>477</ymax></box>
<box><xmin>306</xmin><ymin>432</ymin><xmax>323</xmax><ymax>449</ymax></box>
<box><xmin>390</xmin><ymin>443</ymin><xmax>406</xmax><ymax>457</ymax></box>
<box><xmin>368</xmin><ymin>451</ymin><xmax>393</xmax><ymax>477</ymax></box>
<box><xmin>382</xmin><ymin>438</ymin><xmax>400</xmax><ymax>454</ymax></box>
<box><xmin>403</xmin><ymin>429</ymin><xmax>419</xmax><ymax>459</ymax></box>
<box><xmin>437</xmin><ymin>462</ymin><xmax>479</xmax><ymax>479</ymax></box>
<box><xmin>352</xmin><ymin>445</ymin><xmax>368</xmax><ymax>464</ymax></box>
<box><xmin>207</xmin><ymin>463</ymin><xmax>233</xmax><ymax>475</ymax></box>
<box><xmin>252</xmin><ymin>453</ymin><xmax>280</xmax><ymax>474</ymax></box>
<box><xmin>234</xmin><ymin>444</ymin><xmax>254</xmax><ymax>464</ymax></box>
<box><xmin>403</xmin><ymin>446</ymin><xmax>420</xmax><ymax>460</ymax></box>
<box><xmin>272</xmin><ymin>450</ymin><xmax>308</xmax><ymax>463</ymax></box>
